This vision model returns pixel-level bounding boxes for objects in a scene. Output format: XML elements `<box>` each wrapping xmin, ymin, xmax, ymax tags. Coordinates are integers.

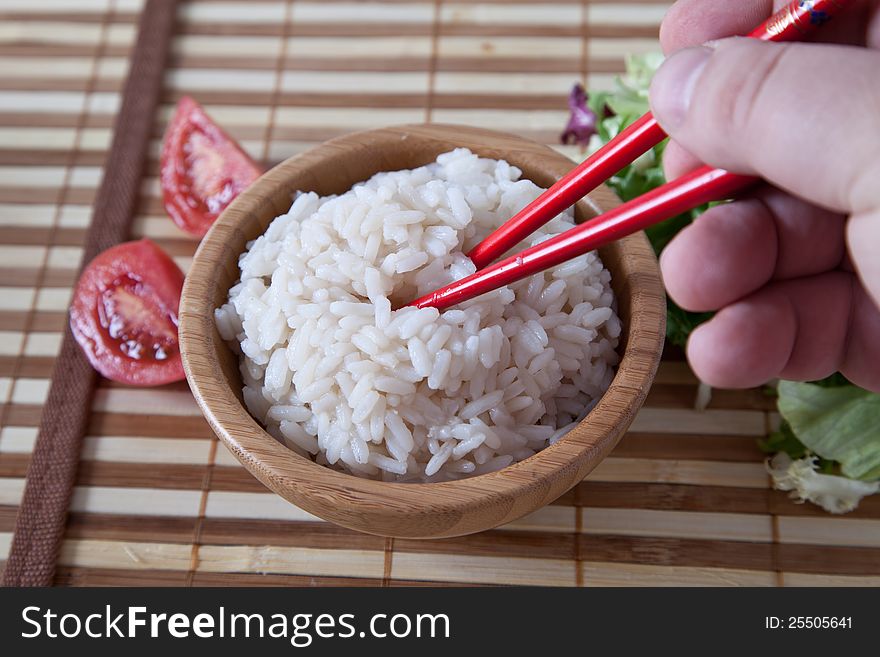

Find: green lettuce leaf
<box><xmin>777</xmin><ymin>381</ymin><xmax>880</xmax><ymax>481</ymax></box>
<box><xmin>759</xmin><ymin>418</ymin><xmax>836</xmax><ymax>474</ymax></box>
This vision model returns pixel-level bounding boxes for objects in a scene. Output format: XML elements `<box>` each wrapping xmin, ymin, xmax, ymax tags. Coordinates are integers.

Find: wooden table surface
<box><xmin>0</xmin><ymin>0</ymin><xmax>878</xmax><ymax>586</ymax></box>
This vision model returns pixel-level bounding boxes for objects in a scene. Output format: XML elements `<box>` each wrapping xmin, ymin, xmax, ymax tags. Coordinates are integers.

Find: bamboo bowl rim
<box><xmin>180</xmin><ymin>124</ymin><xmax>665</xmax><ymax>538</ymax></box>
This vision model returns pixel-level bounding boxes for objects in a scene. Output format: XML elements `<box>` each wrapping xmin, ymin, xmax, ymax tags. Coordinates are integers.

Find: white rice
<box><xmin>215</xmin><ymin>148</ymin><xmax>620</xmax><ymax>482</ymax></box>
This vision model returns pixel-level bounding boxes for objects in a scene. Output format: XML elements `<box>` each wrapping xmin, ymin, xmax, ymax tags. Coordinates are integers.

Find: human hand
<box><xmin>649</xmin><ymin>0</ymin><xmax>880</xmax><ymax>392</ymax></box>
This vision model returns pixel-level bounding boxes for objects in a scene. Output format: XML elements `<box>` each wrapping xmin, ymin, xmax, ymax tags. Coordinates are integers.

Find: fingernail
<box><xmin>650</xmin><ymin>46</ymin><xmax>712</xmax><ymax>130</ymax></box>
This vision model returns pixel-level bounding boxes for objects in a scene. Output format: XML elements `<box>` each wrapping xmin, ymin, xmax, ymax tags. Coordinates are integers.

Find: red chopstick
<box><xmin>406</xmin><ymin>0</ymin><xmax>852</xmax><ymax>311</ymax></box>
<box><xmin>409</xmin><ymin>167</ymin><xmax>756</xmax><ymax>311</ymax></box>
<box><xmin>465</xmin><ymin>0</ymin><xmax>853</xmax><ymax>271</ymax></box>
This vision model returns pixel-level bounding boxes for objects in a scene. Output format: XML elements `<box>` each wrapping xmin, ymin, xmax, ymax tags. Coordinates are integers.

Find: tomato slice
<box><xmin>70</xmin><ymin>239</ymin><xmax>185</xmax><ymax>386</ymax></box>
<box><xmin>160</xmin><ymin>96</ymin><xmax>263</xmax><ymax>237</ymax></box>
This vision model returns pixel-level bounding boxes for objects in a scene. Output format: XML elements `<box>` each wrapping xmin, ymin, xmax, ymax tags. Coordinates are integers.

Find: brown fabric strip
<box><xmin>2</xmin><ymin>0</ymin><xmax>179</xmax><ymax>587</ymax></box>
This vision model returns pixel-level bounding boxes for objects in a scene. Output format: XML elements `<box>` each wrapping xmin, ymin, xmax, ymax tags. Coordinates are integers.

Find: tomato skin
<box><xmin>70</xmin><ymin>239</ymin><xmax>186</xmax><ymax>386</ymax></box>
<box><xmin>160</xmin><ymin>96</ymin><xmax>262</xmax><ymax>237</ymax></box>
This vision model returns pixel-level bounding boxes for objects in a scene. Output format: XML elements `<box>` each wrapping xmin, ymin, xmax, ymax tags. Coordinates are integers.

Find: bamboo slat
<box><xmin>0</xmin><ymin>0</ymin><xmax>877</xmax><ymax>586</ymax></box>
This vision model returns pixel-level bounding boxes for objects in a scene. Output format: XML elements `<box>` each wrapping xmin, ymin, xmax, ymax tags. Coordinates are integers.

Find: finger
<box><xmin>660</xmin><ymin>188</ymin><xmax>846</xmax><ymax>311</ymax></box>
<box><xmin>842</xmin><ymin>284</ymin><xmax>880</xmax><ymax>392</ymax></box>
<box><xmin>660</xmin><ymin>199</ymin><xmax>777</xmax><ymax>311</ymax></box>
<box><xmin>870</xmin><ymin>1</ymin><xmax>880</xmax><ymax>48</ymax></box>
<box><xmin>759</xmin><ymin>188</ymin><xmax>847</xmax><ymax>279</ymax></box>
<box><xmin>649</xmin><ymin>39</ymin><xmax>880</xmax><ymax>215</ymax></box>
<box><xmin>817</xmin><ymin>0</ymin><xmax>880</xmax><ymax>47</ymax></box>
<box><xmin>847</xmin><ymin>208</ymin><xmax>880</xmax><ymax>307</ymax></box>
<box><xmin>776</xmin><ymin>274</ymin><xmax>854</xmax><ymax>381</ymax></box>
<box><xmin>660</xmin><ymin>0</ymin><xmax>879</xmax><ymax>52</ymax></box>
<box><xmin>686</xmin><ymin>272</ymin><xmax>855</xmax><ymax>388</ymax></box>
<box><xmin>661</xmin><ymin>140</ymin><xmax>701</xmax><ymax>181</ymax></box>
<box><xmin>660</xmin><ymin>0</ymin><xmax>775</xmax><ymax>53</ymax></box>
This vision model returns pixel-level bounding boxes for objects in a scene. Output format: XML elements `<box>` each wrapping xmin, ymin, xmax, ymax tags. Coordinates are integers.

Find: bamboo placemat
<box><xmin>1</xmin><ymin>0</ymin><xmax>878</xmax><ymax>587</ymax></box>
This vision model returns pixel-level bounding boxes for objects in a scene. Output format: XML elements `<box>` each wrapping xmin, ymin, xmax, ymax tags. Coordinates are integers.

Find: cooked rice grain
<box><xmin>216</xmin><ymin>149</ymin><xmax>620</xmax><ymax>482</ymax></box>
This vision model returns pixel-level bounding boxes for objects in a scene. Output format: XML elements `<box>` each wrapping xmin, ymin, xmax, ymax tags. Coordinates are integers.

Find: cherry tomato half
<box><xmin>70</xmin><ymin>239</ymin><xmax>185</xmax><ymax>386</ymax></box>
<box><xmin>160</xmin><ymin>96</ymin><xmax>263</xmax><ymax>237</ymax></box>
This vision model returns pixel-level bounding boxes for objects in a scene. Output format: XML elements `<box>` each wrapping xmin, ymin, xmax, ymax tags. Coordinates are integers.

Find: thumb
<box><xmin>649</xmin><ymin>38</ymin><xmax>880</xmax><ymax>216</ymax></box>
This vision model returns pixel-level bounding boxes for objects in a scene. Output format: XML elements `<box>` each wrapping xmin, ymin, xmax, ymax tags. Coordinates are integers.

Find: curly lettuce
<box><xmin>767</xmin><ymin>453</ymin><xmax>879</xmax><ymax>515</ymax></box>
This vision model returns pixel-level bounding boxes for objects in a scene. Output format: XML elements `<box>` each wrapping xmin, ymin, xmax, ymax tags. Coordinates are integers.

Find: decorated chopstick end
<box><xmin>758</xmin><ymin>0</ymin><xmax>851</xmax><ymax>40</ymax></box>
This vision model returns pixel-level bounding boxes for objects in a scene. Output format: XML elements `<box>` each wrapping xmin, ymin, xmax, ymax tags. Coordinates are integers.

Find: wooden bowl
<box><xmin>180</xmin><ymin>124</ymin><xmax>665</xmax><ymax>538</ymax></box>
